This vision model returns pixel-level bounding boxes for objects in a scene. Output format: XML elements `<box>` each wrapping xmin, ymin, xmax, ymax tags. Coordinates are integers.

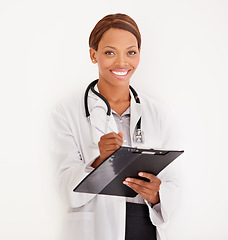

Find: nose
<box><xmin>114</xmin><ymin>53</ymin><xmax>128</xmax><ymax>67</ymax></box>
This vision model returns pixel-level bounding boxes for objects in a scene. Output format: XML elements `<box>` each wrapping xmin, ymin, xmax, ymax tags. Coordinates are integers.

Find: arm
<box><xmin>147</xmin><ymin>109</ymin><xmax>181</xmax><ymax>228</ymax></box>
<box><xmin>148</xmin><ymin>161</ymin><xmax>180</xmax><ymax>228</ymax></box>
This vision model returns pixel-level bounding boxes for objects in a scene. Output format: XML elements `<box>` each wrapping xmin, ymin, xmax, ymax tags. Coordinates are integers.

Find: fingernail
<box><xmin>138</xmin><ymin>172</ymin><xmax>143</xmax><ymax>176</ymax></box>
<box><xmin>126</xmin><ymin>178</ymin><xmax>131</xmax><ymax>182</ymax></box>
<box><xmin>123</xmin><ymin>181</ymin><xmax>129</xmax><ymax>185</ymax></box>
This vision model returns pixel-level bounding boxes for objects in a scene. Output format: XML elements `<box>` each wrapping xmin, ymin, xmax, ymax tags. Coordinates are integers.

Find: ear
<box><xmin>89</xmin><ymin>48</ymin><xmax>97</xmax><ymax>64</ymax></box>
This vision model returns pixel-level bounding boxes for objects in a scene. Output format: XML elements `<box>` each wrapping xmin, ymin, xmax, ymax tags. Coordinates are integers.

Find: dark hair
<box><xmin>89</xmin><ymin>13</ymin><xmax>141</xmax><ymax>51</ymax></box>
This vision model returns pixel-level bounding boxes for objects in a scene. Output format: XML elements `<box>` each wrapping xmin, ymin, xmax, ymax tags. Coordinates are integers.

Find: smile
<box><xmin>111</xmin><ymin>70</ymin><xmax>128</xmax><ymax>76</ymax></box>
<box><xmin>110</xmin><ymin>69</ymin><xmax>130</xmax><ymax>78</ymax></box>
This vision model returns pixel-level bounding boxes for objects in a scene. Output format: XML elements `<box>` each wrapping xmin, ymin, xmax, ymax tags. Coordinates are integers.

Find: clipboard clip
<box><xmin>130</xmin><ymin>147</ymin><xmax>168</xmax><ymax>155</ymax></box>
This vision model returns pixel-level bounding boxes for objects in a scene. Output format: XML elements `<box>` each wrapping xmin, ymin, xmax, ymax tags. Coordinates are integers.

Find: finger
<box><xmin>123</xmin><ymin>179</ymin><xmax>160</xmax><ymax>202</ymax></box>
<box><xmin>138</xmin><ymin>172</ymin><xmax>161</xmax><ymax>185</ymax></box>
<box><xmin>118</xmin><ymin>131</ymin><xmax>124</xmax><ymax>138</ymax></box>
<box><xmin>99</xmin><ymin>144</ymin><xmax>121</xmax><ymax>153</ymax></box>
<box><xmin>101</xmin><ymin>132</ymin><xmax>122</xmax><ymax>139</ymax></box>
<box><xmin>124</xmin><ymin>182</ymin><xmax>155</xmax><ymax>197</ymax></box>
<box><xmin>101</xmin><ymin>150</ymin><xmax>119</xmax><ymax>159</ymax></box>
<box><xmin>123</xmin><ymin>177</ymin><xmax>161</xmax><ymax>193</ymax></box>
<box><xmin>123</xmin><ymin>180</ymin><xmax>157</xmax><ymax>201</ymax></box>
<box><xmin>99</xmin><ymin>141</ymin><xmax>122</xmax><ymax>160</ymax></box>
<box><xmin>100</xmin><ymin>137</ymin><xmax>123</xmax><ymax>146</ymax></box>
<box><xmin>100</xmin><ymin>144</ymin><xmax>122</xmax><ymax>153</ymax></box>
<box><xmin>100</xmin><ymin>132</ymin><xmax>123</xmax><ymax>142</ymax></box>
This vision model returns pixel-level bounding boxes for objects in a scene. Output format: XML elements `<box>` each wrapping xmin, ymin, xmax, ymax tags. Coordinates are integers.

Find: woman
<box><xmin>51</xmin><ymin>13</ymin><xmax>180</xmax><ymax>240</ymax></box>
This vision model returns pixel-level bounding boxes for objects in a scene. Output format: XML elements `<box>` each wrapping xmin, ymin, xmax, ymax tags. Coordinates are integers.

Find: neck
<box><xmin>97</xmin><ymin>79</ymin><xmax>131</xmax><ymax>116</ymax></box>
<box><xmin>97</xmin><ymin>79</ymin><xmax>130</xmax><ymax>103</ymax></box>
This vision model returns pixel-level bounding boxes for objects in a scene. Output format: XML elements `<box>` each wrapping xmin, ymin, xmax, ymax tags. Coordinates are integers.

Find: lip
<box><xmin>110</xmin><ymin>69</ymin><xmax>131</xmax><ymax>79</ymax></box>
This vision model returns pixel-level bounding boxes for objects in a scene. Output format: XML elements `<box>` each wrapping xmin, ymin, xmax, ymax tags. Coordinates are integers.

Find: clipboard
<box><xmin>73</xmin><ymin>146</ymin><xmax>184</xmax><ymax>197</ymax></box>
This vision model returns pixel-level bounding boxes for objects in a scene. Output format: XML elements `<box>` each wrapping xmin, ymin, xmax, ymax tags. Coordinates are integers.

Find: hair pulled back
<box><xmin>89</xmin><ymin>13</ymin><xmax>141</xmax><ymax>51</ymax></box>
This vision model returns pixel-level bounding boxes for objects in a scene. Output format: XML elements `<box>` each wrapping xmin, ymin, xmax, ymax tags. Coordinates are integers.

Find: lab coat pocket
<box><xmin>61</xmin><ymin>212</ymin><xmax>95</xmax><ymax>240</ymax></box>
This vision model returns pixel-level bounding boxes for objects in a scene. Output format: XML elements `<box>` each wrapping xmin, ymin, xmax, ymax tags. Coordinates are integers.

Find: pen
<box><xmin>95</xmin><ymin>126</ymin><xmax>106</xmax><ymax>135</ymax></box>
<box><xmin>94</xmin><ymin>125</ymin><xmax>128</xmax><ymax>146</ymax></box>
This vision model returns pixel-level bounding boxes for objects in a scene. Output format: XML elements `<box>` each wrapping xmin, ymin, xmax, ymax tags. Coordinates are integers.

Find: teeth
<box><xmin>112</xmin><ymin>71</ymin><xmax>128</xmax><ymax>76</ymax></box>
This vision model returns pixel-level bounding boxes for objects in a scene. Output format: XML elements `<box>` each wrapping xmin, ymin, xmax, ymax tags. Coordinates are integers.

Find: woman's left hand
<box><xmin>123</xmin><ymin>172</ymin><xmax>161</xmax><ymax>205</ymax></box>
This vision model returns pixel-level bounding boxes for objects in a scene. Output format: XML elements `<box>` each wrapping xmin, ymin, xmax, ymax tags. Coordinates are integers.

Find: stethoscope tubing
<box><xmin>84</xmin><ymin>79</ymin><xmax>143</xmax><ymax>144</ymax></box>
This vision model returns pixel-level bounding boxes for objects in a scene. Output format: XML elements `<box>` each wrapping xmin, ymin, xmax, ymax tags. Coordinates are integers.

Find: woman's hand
<box><xmin>123</xmin><ymin>172</ymin><xmax>161</xmax><ymax>205</ymax></box>
<box><xmin>91</xmin><ymin>131</ymin><xmax>124</xmax><ymax>168</ymax></box>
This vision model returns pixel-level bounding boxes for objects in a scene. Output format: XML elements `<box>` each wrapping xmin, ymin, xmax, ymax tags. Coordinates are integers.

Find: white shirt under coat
<box><xmin>51</xmin><ymin>85</ymin><xmax>181</xmax><ymax>240</ymax></box>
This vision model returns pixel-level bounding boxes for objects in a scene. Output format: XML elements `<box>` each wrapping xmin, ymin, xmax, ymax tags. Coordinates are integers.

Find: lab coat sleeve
<box><xmin>146</xmin><ymin>108</ymin><xmax>181</xmax><ymax>229</ymax></box>
<box><xmin>51</xmin><ymin>104</ymin><xmax>97</xmax><ymax>208</ymax></box>
<box><xmin>146</xmin><ymin>160</ymin><xmax>180</xmax><ymax>229</ymax></box>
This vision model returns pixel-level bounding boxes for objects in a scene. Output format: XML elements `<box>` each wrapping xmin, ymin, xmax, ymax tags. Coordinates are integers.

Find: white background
<box><xmin>0</xmin><ymin>0</ymin><xmax>227</xmax><ymax>239</ymax></box>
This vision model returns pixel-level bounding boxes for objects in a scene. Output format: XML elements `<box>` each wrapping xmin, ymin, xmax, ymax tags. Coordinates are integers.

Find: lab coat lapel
<box><xmin>87</xmin><ymin>85</ymin><xmax>104</xmax><ymax>111</ymax></box>
<box><xmin>130</xmin><ymin>90</ymin><xmax>142</xmax><ymax>144</ymax></box>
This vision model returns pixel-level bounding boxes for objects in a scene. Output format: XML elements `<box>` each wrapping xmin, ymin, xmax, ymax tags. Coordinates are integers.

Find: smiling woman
<box><xmin>51</xmin><ymin>13</ymin><xmax>181</xmax><ymax>240</ymax></box>
<box><xmin>89</xmin><ymin>28</ymin><xmax>140</xmax><ymax>109</ymax></box>
<box><xmin>89</xmin><ymin>14</ymin><xmax>141</xmax><ymax>105</ymax></box>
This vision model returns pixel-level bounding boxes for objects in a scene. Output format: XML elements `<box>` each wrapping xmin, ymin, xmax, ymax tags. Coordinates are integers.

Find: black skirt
<box><xmin>125</xmin><ymin>202</ymin><xmax>157</xmax><ymax>240</ymax></box>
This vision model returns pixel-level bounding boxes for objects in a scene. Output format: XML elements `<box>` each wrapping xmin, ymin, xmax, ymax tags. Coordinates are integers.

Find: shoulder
<box><xmin>139</xmin><ymin>92</ymin><xmax>182</xmax><ymax>148</ymax></box>
<box><xmin>52</xmin><ymin>90</ymin><xmax>84</xmax><ymax>117</ymax></box>
<box><xmin>138</xmin><ymin>92</ymin><xmax>172</xmax><ymax>118</ymax></box>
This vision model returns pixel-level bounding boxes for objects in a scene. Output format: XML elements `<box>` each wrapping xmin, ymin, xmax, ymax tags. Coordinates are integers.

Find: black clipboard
<box><xmin>73</xmin><ymin>146</ymin><xmax>184</xmax><ymax>197</ymax></box>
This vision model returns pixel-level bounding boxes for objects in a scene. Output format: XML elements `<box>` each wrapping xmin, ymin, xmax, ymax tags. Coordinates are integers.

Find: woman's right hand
<box><xmin>91</xmin><ymin>131</ymin><xmax>124</xmax><ymax>168</ymax></box>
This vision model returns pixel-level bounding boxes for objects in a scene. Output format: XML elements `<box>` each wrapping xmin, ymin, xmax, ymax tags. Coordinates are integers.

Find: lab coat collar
<box><xmin>87</xmin><ymin>84</ymin><xmax>107</xmax><ymax>112</ymax></box>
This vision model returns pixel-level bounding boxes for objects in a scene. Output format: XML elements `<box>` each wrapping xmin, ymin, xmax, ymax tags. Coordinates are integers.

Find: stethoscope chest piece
<box><xmin>133</xmin><ymin>128</ymin><xmax>144</xmax><ymax>143</ymax></box>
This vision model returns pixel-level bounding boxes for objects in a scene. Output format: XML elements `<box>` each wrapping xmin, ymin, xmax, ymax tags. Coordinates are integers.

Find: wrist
<box><xmin>149</xmin><ymin>192</ymin><xmax>160</xmax><ymax>205</ymax></box>
<box><xmin>91</xmin><ymin>156</ymin><xmax>103</xmax><ymax>168</ymax></box>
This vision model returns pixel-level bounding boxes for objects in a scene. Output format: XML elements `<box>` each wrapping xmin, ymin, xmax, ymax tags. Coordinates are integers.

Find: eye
<box><xmin>128</xmin><ymin>51</ymin><xmax>137</xmax><ymax>55</ymax></box>
<box><xmin>105</xmin><ymin>51</ymin><xmax>114</xmax><ymax>55</ymax></box>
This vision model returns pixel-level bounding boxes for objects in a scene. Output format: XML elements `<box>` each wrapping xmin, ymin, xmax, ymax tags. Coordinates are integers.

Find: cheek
<box><xmin>131</xmin><ymin>56</ymin><xmax>140</xmax><ymax>69</ymax></box>
<box><xmin>97</xmin><ymin>56</ymin><xmax>113</xmax><ymax>70</ymax></box>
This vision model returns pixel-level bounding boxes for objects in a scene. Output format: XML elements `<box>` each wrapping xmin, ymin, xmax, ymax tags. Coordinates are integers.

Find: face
<box><xmin>90</xmin><ymin>28</ymin><xmax>140</xmax><ymax>88</ymax></box>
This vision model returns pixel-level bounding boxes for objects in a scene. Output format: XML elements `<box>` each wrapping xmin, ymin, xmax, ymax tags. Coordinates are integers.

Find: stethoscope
<box><xmin>84</xmin><ymin>79</ymin><xmax>144</xmax><ymax>147</ymax></box>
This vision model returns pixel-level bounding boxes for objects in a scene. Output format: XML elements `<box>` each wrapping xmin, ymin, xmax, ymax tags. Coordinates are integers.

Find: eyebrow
<box><xmin>103</xmin><ymin>45</ymin><xmax>137</xmax><ymax>50</ymax></box>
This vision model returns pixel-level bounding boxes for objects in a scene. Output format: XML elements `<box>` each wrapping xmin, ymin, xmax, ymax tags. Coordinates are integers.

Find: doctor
<box><xmin>51</xmin><ymin>13</ymin><xmax>180</xmax><ymax>240</ymax></box>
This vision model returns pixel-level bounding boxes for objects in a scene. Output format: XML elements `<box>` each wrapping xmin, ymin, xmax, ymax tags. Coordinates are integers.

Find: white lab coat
<box><xmin>51</xmin><ymin>85</ymin><xmax>181</xmax><ymax>240</ymax></box>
